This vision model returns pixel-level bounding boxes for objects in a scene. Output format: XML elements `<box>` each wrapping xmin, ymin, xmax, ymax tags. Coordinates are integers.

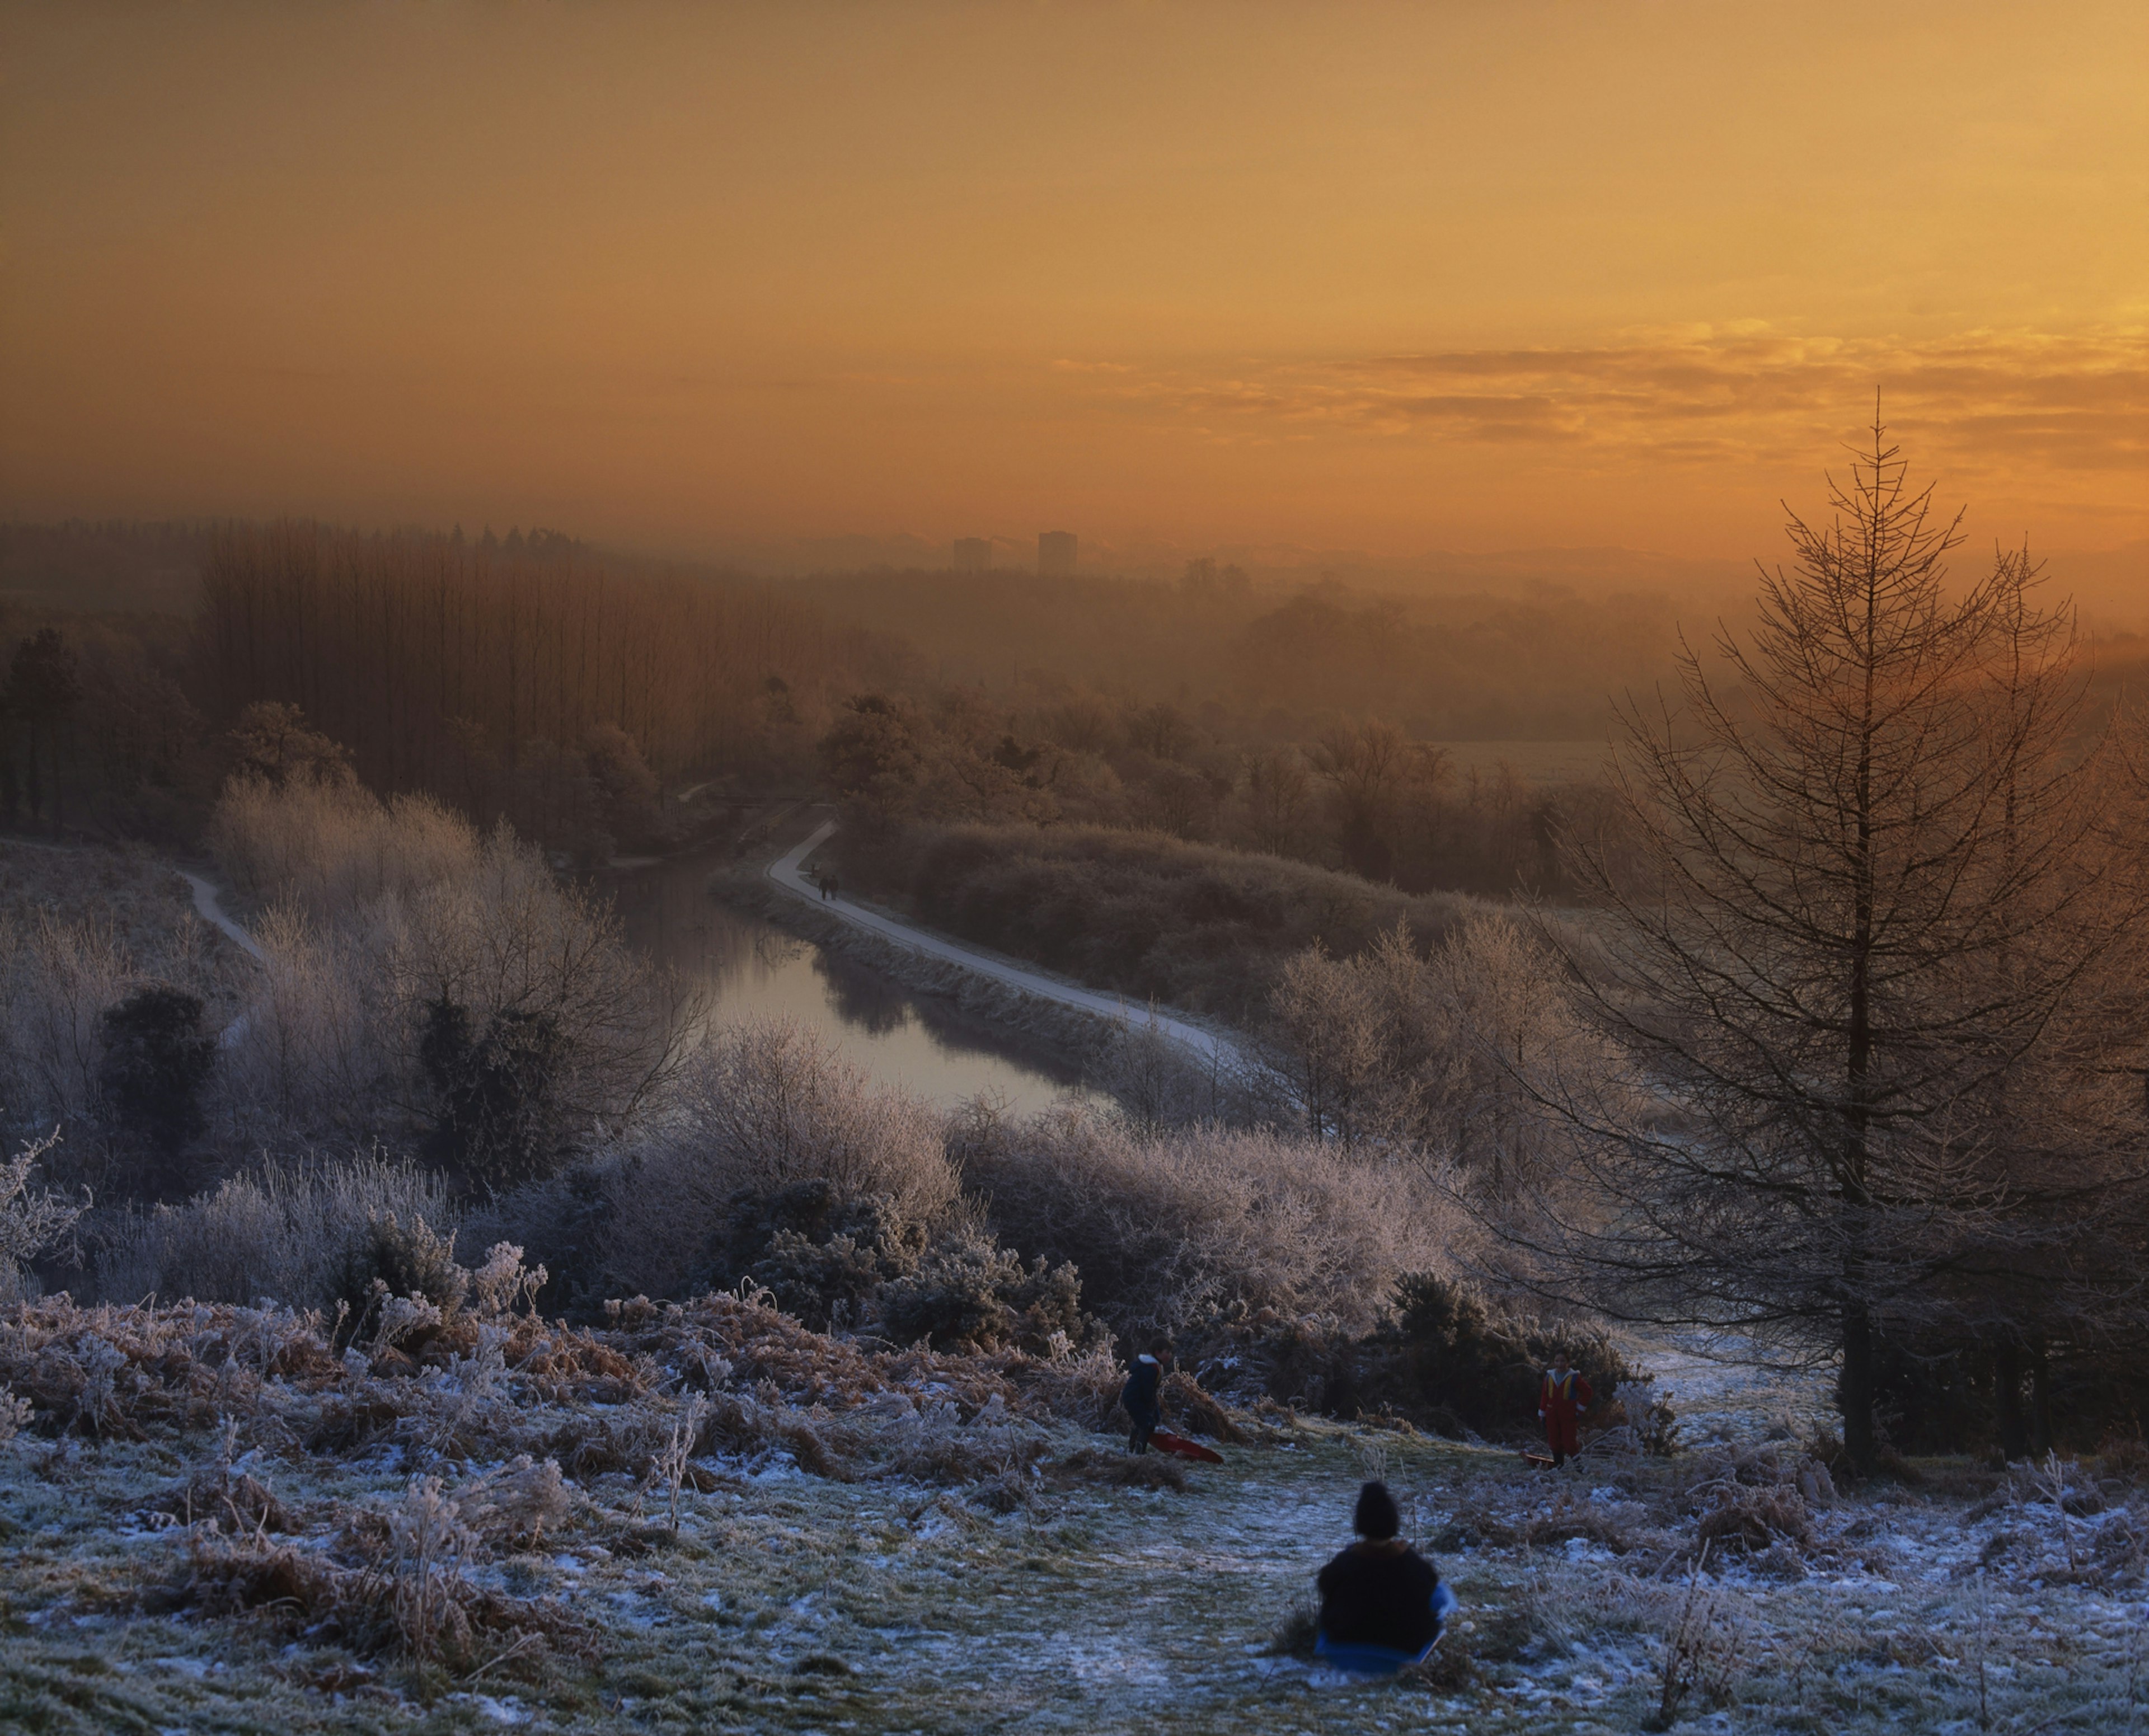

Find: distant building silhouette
<box><xmin>952</xmin><ymin>537</ymin><xmax>992</xmax><ymax>571</ymax></box>
<box><xmin>1038</xmin><ymin>531</ymin><xmax>1077</xmax><ymax>576</ymax></box>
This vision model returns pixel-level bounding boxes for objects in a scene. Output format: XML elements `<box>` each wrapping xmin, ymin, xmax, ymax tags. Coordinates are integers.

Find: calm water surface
<box><xmin>604</xmin><ymin>847</ymin><xmax>1096</xmax><ymax>1115</ymax></box>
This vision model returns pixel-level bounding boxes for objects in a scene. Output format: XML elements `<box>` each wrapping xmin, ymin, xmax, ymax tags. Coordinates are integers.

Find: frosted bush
<box><xmin>961</xmin><ymin>1108</ymin><xmax>1460</xmax><ymax>1338</ymax></box>
<box><xmin>219</xmin><ymin>904</ymin><xmax>386</xmax><ymax>1139</ymax></box>
<box><xmin>602</xmin><ymin>1018</ymin><xmax>957</xmax><ymax>1298</ymax></box>
<box><xmin>0</xmin><ymin>1132</ymin><xmax>86</xmax><ymax>1301</ymax></box>
<box><xmin>467</xmin><ymin>1240</ymin><xmax>547</xmax><ymax>1317</ymax></box>
<box><xmin>1271</xmin><ymin>914</ymin><xmax>1614</xmax><ymax>1198</ymax></box>
<box><xmin>0</xmin><ymin>912</ymin><xmax>133</xmax><ymax>1132</ymax></box>
<box><xmin>209</xmin><ymin>776</ymin><xmax>481</xmax><ymax>920</ymax></box>
<box><xmin>93</xmin><ymin>1152</ymin><xmax>457</xmax><ymax>1311</ymax></box>
<box><xmin>207</xmin><ymin>778</ymin><xmax>689</xmax><ymax>1161</ymax></box>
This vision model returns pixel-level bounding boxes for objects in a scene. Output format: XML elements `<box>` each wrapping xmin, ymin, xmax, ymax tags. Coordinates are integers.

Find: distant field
<box><xmin>1433</xmin><ymin>740</ymin><xmax>1609</xmax><ymax>783</ymax></box>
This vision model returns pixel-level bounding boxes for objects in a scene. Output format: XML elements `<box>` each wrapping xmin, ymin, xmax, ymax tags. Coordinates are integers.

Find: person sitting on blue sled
<box><xmin>1313</xmin><ymin>1480</ymin><xmax>1457</xmax><ymax>1675</ymax></box>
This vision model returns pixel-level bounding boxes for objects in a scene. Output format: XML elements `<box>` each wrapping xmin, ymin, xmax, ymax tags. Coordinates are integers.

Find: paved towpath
<box><xmin>178</xmin><ymin>868</ymin><xmax>264</xmax><ymax>961</ymax></box>
<box><xmin>767</xmin><ymin>820</ymin><xmax>1255</xmax><ymax>1077</ymax></box>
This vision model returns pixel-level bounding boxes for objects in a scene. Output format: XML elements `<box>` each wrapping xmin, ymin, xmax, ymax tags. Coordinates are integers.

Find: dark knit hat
<box><xmin>1353</xmin><ymin>1480</ymin><xmax>1401</xmax><ymax>1541</ymax></box>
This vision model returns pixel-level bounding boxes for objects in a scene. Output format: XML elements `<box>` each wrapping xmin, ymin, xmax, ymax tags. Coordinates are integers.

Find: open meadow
<box><xmin>3</xmin><ymin>1290</ymin><xmax>2144</xmax><ymax>1735</ymax></box>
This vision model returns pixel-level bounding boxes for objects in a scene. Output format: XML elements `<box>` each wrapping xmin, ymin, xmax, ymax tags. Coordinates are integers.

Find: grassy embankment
<box><xmin>3</xmin><ymin>1293</ymin><xmax>2145</xmax><ymax>1735</ymax></box>
<box><xmin>833</xmin><ymin>823</ymin><xmax>1503</xmax><ymax>1027</ymax></box>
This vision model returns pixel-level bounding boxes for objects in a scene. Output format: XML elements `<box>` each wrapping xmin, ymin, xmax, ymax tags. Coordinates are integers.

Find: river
<box><xmin>602</xmin><ymin>846</ymin><xmax>1098</xmax><ymax>1115</ymax></box>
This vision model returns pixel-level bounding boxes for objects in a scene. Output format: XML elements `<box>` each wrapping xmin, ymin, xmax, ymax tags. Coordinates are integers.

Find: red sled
<box><xmin>1149</xmin><ymin>1429</ymin><xmax>1224</xmax><ymax>1465</ymax></box>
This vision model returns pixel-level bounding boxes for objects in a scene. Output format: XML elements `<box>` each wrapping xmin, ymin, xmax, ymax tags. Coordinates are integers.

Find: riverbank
<box><xmin>772</xmin><ymin>822</ymin><xmax>1258</xmax><ymax>1078</ymax></box>
<box><xmin>712</xmin><ymin>855</ymin><xmax>1274</xmax><ymax>1125</ymax></box>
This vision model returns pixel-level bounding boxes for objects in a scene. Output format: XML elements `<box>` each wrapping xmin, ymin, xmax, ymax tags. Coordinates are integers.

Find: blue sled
<box><xmin>1313</xmin><ymin>1585</ymin><xmax>1460</xmax><ymax>1677</ymax></box>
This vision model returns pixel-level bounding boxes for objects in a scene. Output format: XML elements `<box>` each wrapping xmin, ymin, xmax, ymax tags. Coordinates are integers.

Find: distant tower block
<box><xmin>952</xmin><ymin>537</ymin><xmax>991</xmax><ymax>571</ymax></box>
<box><xmin>1038</xmin><ymin>531</ymin><xmax>1077</xmax><ymax>576</ymax></box>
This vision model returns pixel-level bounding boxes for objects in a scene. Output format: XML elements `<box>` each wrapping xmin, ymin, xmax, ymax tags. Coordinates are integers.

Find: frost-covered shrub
<box><xmin>959</xmin><ymin>1109</ymin><xmax>1456</xmax><ymax>1340</ymax></box>
<box><xmin>0</xmin><ymin>909</ymin><xmax>134</xmax><ymax>1134</ymax></box>
<box><xmin>208</xmin><ymin>777</ymin><xmax>686</xmax><ymax>1165</ymax></box>
<box><xmin>218</xmin><ymin>903</ymin><xmax>384</xmax><ymax>1141</ymax></box>
<box><xmin>685</xmin><ymin>1177</ymin><xmax>1097</xmax><ymax>1353</ymax></box>
<box><xmin>751</xmin><ymin>1231</ymin><xmax>882</xmax><ymax>1329</ymax></box>
<box><xmin>456</xmin><ymin>1163</ymin><xmax>619</xmax><ymax>1318</ymax></box>
<box><xmin>0</xmin><ymin>1133</ymin><xmax>86</xmax><ymax>1302</ymax></box>
<box><xmin>1388</xmin><ymin>1271</ymin><xmax>1634</xmax><ymax>1435</ymax></box>
<box><xmin>0</xmin><ymin>846</ymin><xmax>233</xmax><ymax>1186</ymax></box>
<box><xmin>1270</xmin><ymin>914</ymin><xmax>1614</xmax><ymax>1191</ymax></box>
<box><xmin>697</xmin><ymin>1179</ymin><xmax>928</xmax><ymax>1330</ymax></box>
<box><xmin>873</xmin><ymin>1230</ymin><xmax>1096</xmax><ymax>1354</ymax></box>
<box><xmin>209</xmin><ymin>775</ymin><xmax>479</xmax><ymax>919</ymax></box>
<box><xmin>92</xmin><ymin>1152</ymin><xmax>457</xmax><ymax>1311</ymax></box>
<box><xmin>335</xmin><ymin>1211</ymin><xmax>470</xmax><ymax>1319</ymax></box>
<box><xmin>600</xmin><ymin>1020</ymin><xmax>957</xmax><ymax>1298</ymax></box>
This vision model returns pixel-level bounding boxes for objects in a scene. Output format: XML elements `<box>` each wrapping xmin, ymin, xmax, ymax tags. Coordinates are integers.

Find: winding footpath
<box><xmin>6</xmin><ymin>835</ymin><xmax>260</xmax><ymax>964</ymax></box>
<box><xmin>2</xmin><ymin>838</ymin><xmax>260</xmax><ymax>1044</ymax></box>
<box><xmin>178</xmin><ymin>868</ymin><xmax>263</xmax><ymax>961</ymax></box>
<box><xmin>767</xmin><ymin>820</ymin><xmax>1257</xmax><ymax>1077</ymax></box>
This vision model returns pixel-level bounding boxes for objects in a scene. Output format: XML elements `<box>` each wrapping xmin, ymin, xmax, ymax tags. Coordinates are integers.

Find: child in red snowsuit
<box><xmin>1538</xmin><ymin>1353</ymin><xmax>1594</xmax><ymax>1467</ymax></box>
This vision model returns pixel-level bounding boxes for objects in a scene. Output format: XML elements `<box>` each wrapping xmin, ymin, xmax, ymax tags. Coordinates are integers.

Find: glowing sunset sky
<box><xmin>3</xmin><ymin>1</ymin><xmax>2143</xmax><ymax>565</ymax></box>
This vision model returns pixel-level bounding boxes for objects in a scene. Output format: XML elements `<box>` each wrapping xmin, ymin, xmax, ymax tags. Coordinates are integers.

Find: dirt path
<box><xmin>177</xmin><ymin>866</ymin><xmax>263</xmax><ymax>960</ymax></box>
<box><xmin>2</xmin><ymin>833</ymin><xmax>262</xmax><ymax>964</ymax></box>
<box><xmin>767</xmin><ymin>819</ymin><xmax>1255</xmax><ymax>1077</ymax></box>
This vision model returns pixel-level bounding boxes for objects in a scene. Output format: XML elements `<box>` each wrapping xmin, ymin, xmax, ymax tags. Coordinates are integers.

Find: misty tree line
<box><xmin>815</xmin><ymin>682</ymin><xmax>1625</xmax><ymax>899</ymax></box>
<box><xmin>192</xmin><ymin>522</ymin><xmax>914</xmax><ymax>851</ymax></box>
<box><xmin>2</xmin><ymin>519</ymin><xmax>1612</xmax><ymax>895</ymax></box>
<box><xmin>1</xmin><ymin>518</ymin><xmax>907</xmax><ymax>853</ymax></box>
<box><xmin>789</xmin><ymin>559</ymin><xmax>1698</xmax><ymax>742</ymax></box>
<box><xmin>0</xmin><ymin>616</ymin><xmax>200</xmax><ymax>838</ymax></box>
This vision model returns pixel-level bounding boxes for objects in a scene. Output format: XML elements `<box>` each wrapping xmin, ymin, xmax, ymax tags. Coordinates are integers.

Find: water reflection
<box><xmin>601</xmin><ymin>848</ymin><xmax>1096</xmax><ymax>1114</ymax></box>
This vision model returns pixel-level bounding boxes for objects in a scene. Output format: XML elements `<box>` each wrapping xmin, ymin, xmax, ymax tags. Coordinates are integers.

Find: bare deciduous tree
<box><xmin>1242</xmin><ymin>747</ymin><xmax>1314</xmax><ymax>858</ymax></box>
<box><xmin>1534</xmin><ymin>415</ymin><xmax>2149</xmax><ymax>1475</ymax></box>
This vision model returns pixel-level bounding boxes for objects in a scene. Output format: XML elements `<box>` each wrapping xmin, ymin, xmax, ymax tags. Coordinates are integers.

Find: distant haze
<box><xmin>2</xmin><ymin>2</ymin><xmax>2143</xmax><ymax>566</ymax></box>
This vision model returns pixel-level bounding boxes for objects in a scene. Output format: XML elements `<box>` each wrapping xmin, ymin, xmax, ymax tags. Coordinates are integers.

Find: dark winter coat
<box><xmin>1316</xmin><ymin>1541</ymin><xmax>1442</xmax><ymax>1654</ymax></box>
<box><xmin>1120</xmin><ymin>1355</ymin><xmax>1163</xmax><ymax>1427</ymax></box>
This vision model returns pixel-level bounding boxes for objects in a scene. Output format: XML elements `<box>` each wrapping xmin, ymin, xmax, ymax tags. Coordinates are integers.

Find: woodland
<box><xmin>2</xmin><ymin>431</ymin><xmax>2148</xmax><ymax>1731</ymax></box>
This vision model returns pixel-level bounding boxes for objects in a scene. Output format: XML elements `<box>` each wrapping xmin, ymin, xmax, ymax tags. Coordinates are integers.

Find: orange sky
<box><xmin>3</xmin><ymin>1</ymin><xmax>2143</xmax><ymax>570</ymax></box>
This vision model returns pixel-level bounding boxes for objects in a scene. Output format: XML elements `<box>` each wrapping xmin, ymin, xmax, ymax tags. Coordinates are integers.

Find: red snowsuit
<box><xmin>1538</xmin><ymin>1368</ymin><xmax>1594</xmax><ymax>1463</ymax></box>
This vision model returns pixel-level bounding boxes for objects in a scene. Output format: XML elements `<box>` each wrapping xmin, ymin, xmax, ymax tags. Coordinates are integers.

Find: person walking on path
<box><xmin>1538</xmin><ymin>1350</ymin><xmax>1594</xmax><ymax>1467</ymax></box>
<box><xmin>1120</xmin><ymin>1344</ymin><xmax>1171</xmax><ymax>1454</ymax></box>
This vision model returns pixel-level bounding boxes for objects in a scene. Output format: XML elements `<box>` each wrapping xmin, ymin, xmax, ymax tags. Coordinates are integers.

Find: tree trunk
<box><xmin>2028</xmin><ymin>1338</ymin><xmax>2053</xmax><ymax>1457</ymax></box>
<box><xmin>1994</xmin><ymin>1339</ymin><xmax>2029</xmax><ymax>1461</ymax></box>
<box><xmin>24</xmin><ymin>718</ymin><xmax>40</xmax><ymax>822</ymax></box>
<box><xmin>1841</xmin><ymin>1300</ymin><xmax>1878</xmax><ymax>1478</ymax></box>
